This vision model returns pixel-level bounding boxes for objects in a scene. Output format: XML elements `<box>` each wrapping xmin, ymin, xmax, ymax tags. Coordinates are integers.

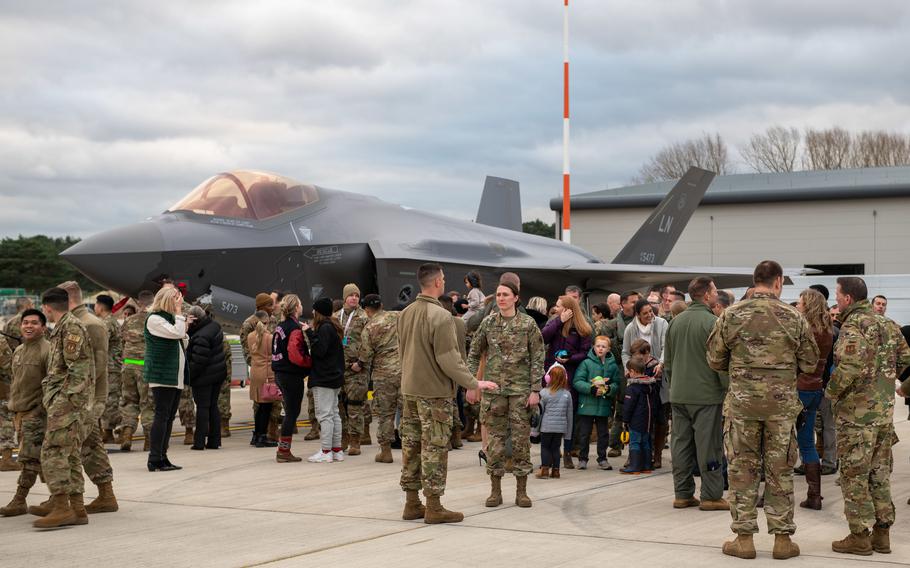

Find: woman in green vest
<box><xmin>145</xmin><ymin>286</ymin><xmax>192</xmax><ymax>472</ymax></box>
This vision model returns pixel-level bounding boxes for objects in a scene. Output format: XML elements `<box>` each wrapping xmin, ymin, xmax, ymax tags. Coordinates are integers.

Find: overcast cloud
<box><xmin>1</xmin><ymin>0</ymin><xmax>909</xmax><ymax>237</ymax></box>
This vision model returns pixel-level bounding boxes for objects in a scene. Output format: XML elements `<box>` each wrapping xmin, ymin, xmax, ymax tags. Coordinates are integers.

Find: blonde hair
<box><xmin>799</xmin><ymin>289</ymin><xmax>833</xmax><ymax>335</ymax></box>
<box><xmin>150</xmin><ymin>287</ymin><xmax>181</xmax><ymax>314</ymax></box>
<box><xmin>558</xmin><ymin>295</ymin><xmax>592</xmax><ymax>338</ymax></box>
<box><xmin>527</xmin><ymin>296</ymin><xmax>548</xmax><ymax>313</ymax></box>
<box><xmin>279</xmin><ymin>294</ymin><xmax>301</xmax><ymax>321</ymax></box>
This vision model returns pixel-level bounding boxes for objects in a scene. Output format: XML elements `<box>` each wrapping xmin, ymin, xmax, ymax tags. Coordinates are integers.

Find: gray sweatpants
<box><xmin>313</xmin><ymin>386</ymin><xmax>343</xmax><ymax>451</ymax></box>
<box><xmin>670</xmin><ymin>403</ymin><xmax>724</xmax><ymax>501</ymax></box>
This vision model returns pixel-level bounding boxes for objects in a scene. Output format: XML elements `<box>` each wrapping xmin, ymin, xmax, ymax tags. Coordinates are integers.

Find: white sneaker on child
<box><xmin>307</xmin><ymin>450</ymin><xmax>333</xmax><ymax>463</ymax></box>
<box><xmin>332</xmin><ymin>450</ymin><xmax>345</xmax><ymax>462</ymax></box>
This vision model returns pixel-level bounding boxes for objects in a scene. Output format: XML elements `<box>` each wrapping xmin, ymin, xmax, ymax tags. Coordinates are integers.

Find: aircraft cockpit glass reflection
<box><xmin>168</xmin><ymin>170</ymin><xmax>319</xmax><ymax>220</ymax></box>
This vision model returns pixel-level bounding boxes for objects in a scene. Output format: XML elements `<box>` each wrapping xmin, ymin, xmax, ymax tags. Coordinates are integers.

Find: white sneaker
<box><xmin>307</xmin><ymin>450</ymin><xmax>332</xmax><ymax>463</ymax></box>
<box><xmin>332</xmin><ymin>450</ymin><xmax>345</xmax><ymax>462</ymax></box>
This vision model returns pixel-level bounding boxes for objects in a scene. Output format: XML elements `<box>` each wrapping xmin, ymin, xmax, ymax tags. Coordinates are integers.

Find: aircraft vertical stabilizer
<box><xmin>611</xmin><ymin>167</ymin><xmax>715</xmax><ymax>265</ymax></box>
<box><xmin>475</xmin><ymin>176</ymin><xmax>522</xmax><ymax>232</ymax></box>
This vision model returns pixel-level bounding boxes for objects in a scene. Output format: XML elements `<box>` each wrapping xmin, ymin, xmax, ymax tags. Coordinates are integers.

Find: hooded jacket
<box><xmin>187</xmin><ymin>316</ymin><xmax>226</xmax><ymax>388</ymax></box>
<box><xmin>622</xmin><ymin>375</ymin><xmax>663</xmax><ymax>433</ymax></box>
<box><xmin>573</xmin><ymin>348</ymin><xmax>622</xmax><ymax>417</ymax></box>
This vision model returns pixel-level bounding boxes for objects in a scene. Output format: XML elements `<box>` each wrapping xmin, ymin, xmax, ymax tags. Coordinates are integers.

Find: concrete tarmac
<box><xmin>2</xmin><ymin>387</ymin><xmax>910</xmax><ymax>567</ymax></box>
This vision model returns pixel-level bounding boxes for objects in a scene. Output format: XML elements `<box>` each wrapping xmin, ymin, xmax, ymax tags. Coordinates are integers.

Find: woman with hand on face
<box><xmin>467</xmin><ymin>282</ymin><xmax>545</xmax><ymax>508</ymax></box>
<box><xmin>541</xmin><ymin>295</ymin><xmax>592</xmax><ymax>468</ymax></box>
<box><xmin>622</xmin><ymin>298</ymin><xmax>670</xmax><ymax>467</ymax></box>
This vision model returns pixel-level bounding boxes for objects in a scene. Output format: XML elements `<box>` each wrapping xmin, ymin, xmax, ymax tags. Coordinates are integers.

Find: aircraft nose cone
<box><xmin>62</xmin><ymin>222</ymin><xmax>166</xmax><ymax>295</ymax></box>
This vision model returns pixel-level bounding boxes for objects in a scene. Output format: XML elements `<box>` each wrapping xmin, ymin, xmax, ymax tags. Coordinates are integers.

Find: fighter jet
<box><xmin>62</xmin><ymin>167</ymin><xmax>762</xmax><ymax>321</ymax></box>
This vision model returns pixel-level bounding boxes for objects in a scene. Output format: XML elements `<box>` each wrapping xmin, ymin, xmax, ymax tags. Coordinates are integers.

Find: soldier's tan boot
<box><xmin>424</xmin><ymin>495</ymin><xmax>464</xmax><ymax>524</ymax></box>
<box><xmin>485</xmin><ymin>475</ymin><xmax>503</xmax><ymax>507</ymax></box>
<box><xmin>28</xmin><ymin>495</ymin><xmax>53</xmax><ymax>517</ymax></box>
<box><xmin>304</xmin><ymin>423</ymin><xmax>321</xmax><ymax>441</ymax></box>
<box><xmin>85</xmin><ymin>482</ymin><xmax>118</xmax><ymax>514</ymax></box>
<box><xmin>0</xmin><ymin>485</ymin><xmax>31</xmax><ymax>517</ymax></box>
<box><xmin>832</xmin><ymin>530</ymin><xmax>873</xmax><ymax>555</ymax></box>
<box><xmin>722</xmin><ymin>534</ymin><xmax>757</xmax><ymax>559</ymax></box>
<box><xmin>347</xmin><ymin>439</ymin><xmax>362</xmax><ymax>456</ymax></box>
<box><xmin>515</xmin><ymin>476</ymin><xmax>532</xmax><ymax>508</ymax></box>
<box><xmin>673</xmin><ymin>497</ymin><xmax>700</xmax><ymax>509</ymax></box>
<box><xmin>183</xmin><ymin>427</ymin><xmax>194</xmax><ymax>445</ymax></box>
<box><xmin>451</xmin><ymin>427</ymin><xmax>463</xmax><ymax>449</ymax></box>
<box><xmin>0</xmin><ymin>449</ymin><xmax>21</xmax><ymax>472</ymax></box>
<box><xmin>772</xmin><ymin>534</ymin><xmax>800</xmax><ymax>559</ymax></box>
<box><xmin>401</xmin><ymin>490</ymin><xmax>425</xmax><ymax>520</ymax></box>
<box><xmin>142</xmin><ymin>432</ymin><xmax>150</xmax><ymax>452</ymax></box>
<box><xmin>120</xmin><ymin>426</ymin><xmax>134</xmax><ymax>452</ymax></box>
<box><xmin>375</xmin><ymin>444</ymin><xmax>393</xmax><ymax>463</ymax></box>
<box><xmin>32</xmin><ymin>494</ymin><xmax>77</xmax><ymax>529</ymax></box>
<box><xmin>699</xmin><ymin>498</ymin><xmax>730</xmax><ymax>511</ymax></box>
<box><xmin>872</xmin><ymin>526</ymin><xmax>891</xmax><ymax>554</ymax></box>
<box><xmin>221</xmin><ymin>418</ymin><xmax>231</xmax><ymax>438</ymax></box>
<box><xmin>69</xmin><ymin>493</ymin><xmax>89</xmax><ymax>525</ymax></box>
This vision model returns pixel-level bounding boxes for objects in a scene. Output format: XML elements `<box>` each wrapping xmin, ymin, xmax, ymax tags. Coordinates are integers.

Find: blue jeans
<box><xmin>630</xmin><ymin>429</ymin><xmax>652</xmax><ymax>455</ymax></box>
<box><xmin>797</xmin><ymin>390</ymin><xmax>823</xmax><ymax>464</ymax></box>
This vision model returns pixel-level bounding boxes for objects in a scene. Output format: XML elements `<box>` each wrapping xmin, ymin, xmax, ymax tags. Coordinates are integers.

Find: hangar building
<box><xmin>549</xmin><ymin>166</ymin><xmax>910</xmax><ymax>275</ymax></box>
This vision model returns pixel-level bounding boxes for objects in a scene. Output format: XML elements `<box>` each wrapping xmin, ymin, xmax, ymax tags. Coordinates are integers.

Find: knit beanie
<box><xmin>499</xmin><ymin>272</ymin><xmax>521</xmax><ymax>291</ymax></box>
<box><xmin>255</xmin><ymin>293</ymin><xmax>273</xmax><ymax>311</ymax></box>
<box><xmin>313</xmin><ymin>297</ymin><xmax>334</xmax><ymax>317</ymax></box>
<box><xmin>343</xmin><ymin>283</ymin><xmax>361</xmax><ymax>299</ymax></box>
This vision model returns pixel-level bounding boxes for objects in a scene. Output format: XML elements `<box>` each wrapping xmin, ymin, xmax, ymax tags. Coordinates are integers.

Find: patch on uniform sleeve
<box><xmin>64</xmin><ymin>333</ymin><xmax>82</xmax><ymax>354</ymax></box>
<box><xmin>843</xmin><ymin>343</ymin><xmax>856</xmax><ymax>356</ymax></box>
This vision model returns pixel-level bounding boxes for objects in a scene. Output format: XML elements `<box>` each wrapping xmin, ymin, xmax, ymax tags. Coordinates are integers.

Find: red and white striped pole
<box><xmin>561</xmin><ymin>0</ymin><xmax>571</xmax><ymax>243</ymax></box>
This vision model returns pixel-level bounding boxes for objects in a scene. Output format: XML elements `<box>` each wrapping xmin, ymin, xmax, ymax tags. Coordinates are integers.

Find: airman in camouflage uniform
<box><xmin>120</xmin><ymin>305</ymin><xmax>154</xmax><ymax>450</ymax></box>
<box><xmin>100</xmin><ymin>312</ymin><xmax>123</xmax><ymax>439</ymax></box>
<box><xmin>0</xmin><ymin>338</ymin><xmax>17</xmax><ymax>471</ymax></box>
<box><xmin>3</xmin><ymin>297</ymin><xmax>33</xmax><ymax>350</ymax></box>
<box><xmin>336</xmin><ymin>284</ymin><xmax>369</xmax><ymax>455</ymax></box>
<box><xmin>828</xmin><ymin>278</ymin><xmax>910</xmax><ymax>555</ymax></box>
<box><xmin>38</xmin><ymin>291</ymin><xmax>94</xmax><ymax>528</ymax></box>
<box><xmin>240</xmin><ymin>301</ymin><xmax>283</xmax><ymax>441</ymax></box>
<box><xmin>1</xmin><ymin>311</ymin><xmax>50</xmax><ymax>517</ymax></box>
<box><xmin>358</xmin><ymin>299</ymin><xmax>401</xmax><ymax>463</ymax></box>
<box><xmin>468</xmin><ymin>300</ymin><xmax>544</xmax><ymax>508</ymax></box>
<box><xmin>707</xmin><ymin>262</ymin><xmax>818</xmax><ymax>560</ymax></box>
<box><xmin>218</xmin><ymin>338</ymin><xmax>233</xmax><ymax>437</ymax></box>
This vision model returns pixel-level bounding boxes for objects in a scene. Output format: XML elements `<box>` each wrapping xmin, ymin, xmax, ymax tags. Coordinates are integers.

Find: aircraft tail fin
<box><xmin>611</xmin><ymin>167</ymin><xmax>715</xmax><ymax>265</ymax></box>
<box><xmin>475</xmin><ymin>176</ymin><xmax>522</xmax><ymax>232</ymax></box>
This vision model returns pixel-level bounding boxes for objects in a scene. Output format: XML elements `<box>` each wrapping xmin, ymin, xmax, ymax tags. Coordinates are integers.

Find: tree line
<box><xmin>0</xmin><ymin>235</ymin><xmax>95</xmax><ymax>293</ymax></box>
<box><xmin>635</xmin><ymin>127</ymin><xmax>910</xmax><ymax>183</ymax></box>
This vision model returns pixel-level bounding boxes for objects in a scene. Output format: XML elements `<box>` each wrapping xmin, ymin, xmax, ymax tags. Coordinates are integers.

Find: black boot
<box><xmin>250</xmin><ymin>432</ymin><xmax>258</xmax><ymax>446</ymax></box>
<box><xmin>256</xmin><ymin>434</ymin><xmax>278</xmax><ymax>448</ymax></box>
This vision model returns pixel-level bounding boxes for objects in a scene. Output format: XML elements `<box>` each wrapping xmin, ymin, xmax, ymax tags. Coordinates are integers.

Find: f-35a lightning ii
<box><xmin>62</xmin><ymin>167</ymin><xmax>764</xmax><ymax>321</ymax></box>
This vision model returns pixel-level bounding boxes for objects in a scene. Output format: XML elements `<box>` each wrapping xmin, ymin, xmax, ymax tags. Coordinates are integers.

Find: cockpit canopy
<box><xmin>168</xmin><ymin>170</ymin><xmax>319</xmax><ymax>220</ymax></box>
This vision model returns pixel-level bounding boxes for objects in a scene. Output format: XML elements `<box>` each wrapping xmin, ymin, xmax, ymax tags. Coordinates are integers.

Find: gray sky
<box><xmin>2</xmin><ymin>0</ymin><xmax>909</xmax><ymax>238</ymax></box>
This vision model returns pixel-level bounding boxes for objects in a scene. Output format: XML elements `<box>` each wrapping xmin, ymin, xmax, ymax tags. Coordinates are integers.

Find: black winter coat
<box><xmin>187</xmin><ymin>316</ymin><xmax>227</xmax><ymax>388</ymax></box>
<box><xmin>622</xmin><ymin>376</ymin><xmax>663</xmax><ymax>433</ymax></box>
<box><xmin>304</xmin><ymin>321</ymin><xmax>345</xmax><ymax>389</ymax></box>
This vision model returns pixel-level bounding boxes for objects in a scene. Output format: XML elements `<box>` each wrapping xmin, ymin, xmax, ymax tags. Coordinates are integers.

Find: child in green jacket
<box><xmin>573</xmin><ymin>336</ymin><xmax>623</xmax><ymax>470</ymax></box>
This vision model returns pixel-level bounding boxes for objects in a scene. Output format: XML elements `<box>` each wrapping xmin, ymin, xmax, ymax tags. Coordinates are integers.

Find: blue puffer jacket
<box><xmin>622</xmin><ymin>375</ymin><xmax>663</xmax><ymax>433</ymax></box>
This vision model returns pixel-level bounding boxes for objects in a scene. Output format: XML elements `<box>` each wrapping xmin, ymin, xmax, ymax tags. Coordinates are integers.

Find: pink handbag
<box><xmin>259</xmin><ymin>380</ymin><xmax>283</xmax><ymax>402</ymax></box>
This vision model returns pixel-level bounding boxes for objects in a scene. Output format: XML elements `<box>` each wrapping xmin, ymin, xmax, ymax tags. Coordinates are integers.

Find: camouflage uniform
<box><xmin>71</xmin><ymin>305</ymin><xmax>114</xmax><ymax>485</ymax></box>
<box><xmin>9</xmin><ymin>337</ymin><xmax>51</xmax><ymax>476</ymax></box>
<box><xmin>707</xmin><ymin>291</ymin><xmax>818</xmax><ymax>535</ymax></box>
<box><xmin>359</xmin><ymin>310</ymin><xmax>401</xmax><ymax>446</ymax></box>
<box><xmin>3</xmin><ymin>312</ymin><xmax>23</xmax><ymax>350</ymax></box>
<box><xmin>240</xmin><ymin>313</ymin><xmax>283</xmax><ymax>432</ymax></box>
<box><xmin>0</xmin><ymin>339</ymin><xmax>14</xmax><ymax>452</ymax></box>
<box><xmin>336</xmin><ymin>306</ymin><xmax>369</xmax><ymax>441</ymax></box>
<box><xmin>828</xmin><ymin>300</ymin><xmax>910</xmax><ymax>534</ymax></box>
<box><xmin>468</xmin><ymin>311</ymin><xmax>545</xmax><ymax>478</ymax></box>
<box><xmin>218</xmin><ymin>338</ymin><xmax>233</xmax><ymax>426</ymax></box>
<box><xmin>42</xmin><ymin>311</ymin><xmax>94</xmax><ymax>496</ymax></box>
<box><xmin>399</xmin><ymin>396</ymin><xmax>454</xmax><ymax>495</ymax></box>
<box><xmin>178</xmin><ymin>385</ymin><xmax>195</xmax><ymax>429</ymax></box>
<box><xmin>101</xmin><ymin>314</ymin><xmax>123</xmax><ymax>430</ymax></box>
<box><xmin>120</xmin><ymin>311</ymin><xmax>153</xmax><ymax>434</ymax></box>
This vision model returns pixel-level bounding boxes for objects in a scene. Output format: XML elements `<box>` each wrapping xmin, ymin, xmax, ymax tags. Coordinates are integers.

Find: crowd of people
<box><xmin>0</xmin><ymin>262</ymin><xmax>909</xmax><ymax>560</ymax></box>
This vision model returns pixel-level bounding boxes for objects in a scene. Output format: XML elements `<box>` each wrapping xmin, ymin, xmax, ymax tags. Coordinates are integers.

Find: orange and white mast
<box><xmin>561</xmin><ymin>0</ymin><xmax>571</xmax><ymax>243</ymax></box>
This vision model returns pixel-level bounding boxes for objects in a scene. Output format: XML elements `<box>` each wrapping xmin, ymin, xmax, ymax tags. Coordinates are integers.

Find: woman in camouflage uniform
<box><xmin>468</xmin><ymin>282</ymin><xmax>544</xmax><ymax>509</ymax></box>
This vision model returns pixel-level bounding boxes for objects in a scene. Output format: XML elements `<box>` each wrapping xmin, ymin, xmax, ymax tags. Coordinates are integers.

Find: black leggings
<box><xmin>150</xmin><ymin>387</ymin><xmax>181</xmax><ymax>463</ymax></box>
<box><xmin>192</xmin><ymin>383</ymin><xmax>222</xmax><ymax>448</ymax></box>
<box><xmin>577</xmin><ymin>415</ymin><xmax>610</xmax><ymax>462</ymax></box>
<box><xmin>540</xmin><ymin>432</ymin><xmax>564</xmax><ymax>469</ymax></box>
<box><xmin>254</xmin><ymin>402</ymin><xmax>274</xmax><ymax>437</ymax></box>
<box><xmin>275</xmin><ymin>374</ymin><xmax>304</xmax><ymax>437</ymax></box>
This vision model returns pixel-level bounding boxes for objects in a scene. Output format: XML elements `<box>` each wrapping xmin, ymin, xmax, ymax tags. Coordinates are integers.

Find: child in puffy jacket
<box><xmin>536</xmin><ymin>365</ymin><xmax>573</xmax><ymax>479</ymax></box>
<box><xmin>621</xmin><ymin>358</ymin><xmax>663</xmax><ymax>474</ymax></box>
